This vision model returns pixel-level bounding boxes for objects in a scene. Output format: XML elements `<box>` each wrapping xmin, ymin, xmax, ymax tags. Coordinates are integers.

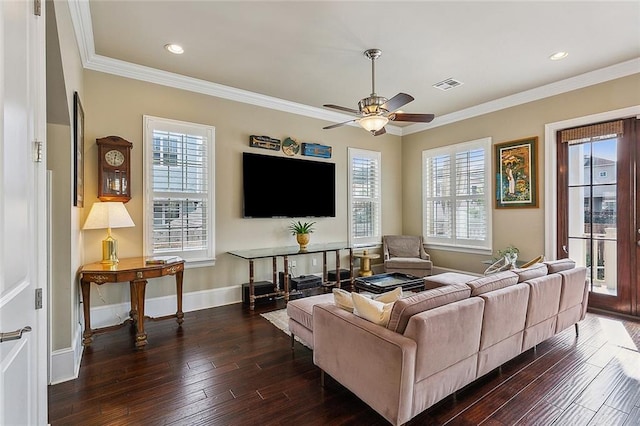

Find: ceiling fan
<box><xmin>323</xmin><ymin>48</ymin><xmax>435</xmax><ymax>136</ymax></box>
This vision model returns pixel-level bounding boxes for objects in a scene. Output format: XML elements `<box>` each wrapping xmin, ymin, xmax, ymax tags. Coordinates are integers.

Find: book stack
<box><xmin>145</xmin><ymin>255</ymin><xmax>180</xmax><ymax>265</ymax></box>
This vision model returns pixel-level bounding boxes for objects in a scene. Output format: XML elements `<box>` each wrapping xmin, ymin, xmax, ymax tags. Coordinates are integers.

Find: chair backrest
<box><xmin>383</xmin><ymin>235</ymin><xmax>424</xmax><ymax>259</ymax></box>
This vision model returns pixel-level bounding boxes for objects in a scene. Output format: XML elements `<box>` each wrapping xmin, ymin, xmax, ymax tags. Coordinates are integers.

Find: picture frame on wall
<box><xmin>73</xmin><ymin>91</ymin><xmax>84</xmax><ymax>207</ymax></box>
<box><xmin>494</xmin><ymin>136</ymin><xmax>538</xmax><ymax>208</ymax></box>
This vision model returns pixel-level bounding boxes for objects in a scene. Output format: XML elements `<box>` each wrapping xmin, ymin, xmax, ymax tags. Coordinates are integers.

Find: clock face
<box><xmin>105</xmin><ymin>149</ymin><xmax>125</xmax><ymax>167</ymax></box>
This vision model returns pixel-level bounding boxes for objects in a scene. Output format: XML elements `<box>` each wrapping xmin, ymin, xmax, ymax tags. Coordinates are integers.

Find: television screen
<box><xmin>242</xmin><ymin>152</ymin><xmax>336</xmax><ymax>218</ymax></box>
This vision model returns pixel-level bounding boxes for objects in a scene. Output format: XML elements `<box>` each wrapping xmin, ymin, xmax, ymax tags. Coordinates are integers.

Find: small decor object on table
<box><xmin>282</xmin><ymin>137</ymin><xmax>300</xmax><ymax>156</ymax></box>
<box><xmin>498</xmin><ymin>245</ymin><xmax>520</xmax><ymax>267</ymax></box>
<box><xmin>288</xmin><ymin>221</ymin><xmax>315</xmax><ymax>251</ymax></box>
<box><xmin>145</xmin><ymin>255</ymin><xmax>181</xmax><ymax>265</ymax></box>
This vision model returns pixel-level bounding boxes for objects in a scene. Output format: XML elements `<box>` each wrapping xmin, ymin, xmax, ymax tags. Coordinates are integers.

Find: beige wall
<box><xmin>81</xmin><ymin>70</ymin><xmax>404</xmax><ymax>306</ymax></box>
<box><xmin>402</xmin><ymin>73</ymin><xmax>640</xmax><ymax>274</ymax></box>
<box><xmin>47</xmin><ymin>0</ymin><xmax>85</xmax><ymax>351</ymax></box>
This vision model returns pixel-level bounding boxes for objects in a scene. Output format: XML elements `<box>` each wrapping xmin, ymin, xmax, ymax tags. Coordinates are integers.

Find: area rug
<box><xmin>260</xmin><ymin>308</ymin><xmax>311</xmax><ymax>349</ymax></box>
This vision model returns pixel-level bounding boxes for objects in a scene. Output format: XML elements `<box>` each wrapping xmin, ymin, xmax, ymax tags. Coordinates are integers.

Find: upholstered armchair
<box><xmin>382</xmin><ymin>235</ymin><xmax>433</xmax><ymax>277</ymax></box>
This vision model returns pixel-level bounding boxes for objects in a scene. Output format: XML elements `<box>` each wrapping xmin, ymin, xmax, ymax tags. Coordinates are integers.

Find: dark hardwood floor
<box><xmin>48</xmin><ymin>300</ymin><xmax>640</xmax><ymax>425</ymax></box>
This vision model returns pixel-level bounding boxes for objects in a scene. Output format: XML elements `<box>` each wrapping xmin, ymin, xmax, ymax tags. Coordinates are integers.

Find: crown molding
<box><xmin>69</xmin><ymin>1</ymin><xmax>638</xmax><ymax>138</ymax></box>
<box><xmin>402</xmin><ymin>58</ymin><xmax>640</xmax><ymax>136</ymax></box>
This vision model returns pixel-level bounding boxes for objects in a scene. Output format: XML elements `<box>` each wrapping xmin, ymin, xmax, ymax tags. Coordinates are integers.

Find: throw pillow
<box><xmin>351</xmin><ymin>292</ymin><xmax>395</xmax><ymax>327</ymax></box>
<box><xmin>332</xmin><ymin>287</ymin><xmax>403</xmax><ymax>313</ymax></box>
<box><xmin>332</xmin><ymin>288</ymin><xmax>354</xmax><ymax>312</ymax></box>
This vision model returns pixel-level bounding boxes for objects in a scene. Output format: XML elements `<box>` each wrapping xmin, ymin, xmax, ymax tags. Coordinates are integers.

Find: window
<box><xmin>422</xmin><ymin>137</ymin><xmax>492</xmax><ymax>252</ymax></box>
<box><xmin>143</xmin><ymin>116</ymin><xmax>215</xmax><ymax>265</ymax></box>
<box><xmin>348</xmin><ymin>148</ymin><xmax>381</xmax><ymax>246</ymax></box>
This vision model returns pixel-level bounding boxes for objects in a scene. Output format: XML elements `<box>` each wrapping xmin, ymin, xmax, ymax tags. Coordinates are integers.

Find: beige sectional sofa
<box><xmin>309</xmin><ymin>259</ymin><xmax>588</xmax><ymax>425</ymax></box>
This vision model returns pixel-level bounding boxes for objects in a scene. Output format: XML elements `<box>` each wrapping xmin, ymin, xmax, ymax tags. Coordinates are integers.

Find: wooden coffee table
<box><xmin>354</xmin><ymin>272</ymin><xmax>425</xmax><ymax>294</ymax></box>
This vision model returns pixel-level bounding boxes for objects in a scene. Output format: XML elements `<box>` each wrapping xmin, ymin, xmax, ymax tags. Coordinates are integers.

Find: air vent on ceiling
<box><xmin>433</xmin><ymin>78</ymin><xmax>464</xmax><ymax>91</ymax></box>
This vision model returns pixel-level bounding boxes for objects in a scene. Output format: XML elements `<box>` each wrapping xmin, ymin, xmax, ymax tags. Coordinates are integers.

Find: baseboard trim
<box><xmin>50</xmin><ymin>323</ymin><xmax>84</xmax><ymax>385</ymax></box>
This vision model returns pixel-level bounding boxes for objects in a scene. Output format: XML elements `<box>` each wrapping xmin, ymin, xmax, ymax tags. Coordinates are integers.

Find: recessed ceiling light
<box><xmin>549</xmin><ymin>51</ymin><xmax>568</xmax><ymax>61</ymax></box>
<box><xmin>164</xmin><ymin>44</ymin><xmax>184</xmax><ymax>55</ymax></box>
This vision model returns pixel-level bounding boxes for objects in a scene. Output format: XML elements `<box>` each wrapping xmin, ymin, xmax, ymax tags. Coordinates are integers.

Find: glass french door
<box><xmin>558</xmin><ymin>118</ymin><xmax>639</xmax><ymax>316</ymax></box>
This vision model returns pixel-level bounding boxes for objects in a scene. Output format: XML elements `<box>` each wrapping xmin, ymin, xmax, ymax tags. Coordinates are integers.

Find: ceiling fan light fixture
<box><xmin>359</xmin><ymin>115</ymin><xmax>388</xmax><ymax>133</ymax></box>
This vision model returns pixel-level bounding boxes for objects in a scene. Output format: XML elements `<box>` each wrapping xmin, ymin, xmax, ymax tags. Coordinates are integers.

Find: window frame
<box><xmin>348</xmin><ymin>148</ymin><xmax>382</xmax><ymax>247</ymax></box>
<box><xmin>143</xmin><ymin>115</ymin><xmax>216</xmax><ymax>266</ymax></box>
<box><xmin>422</xmin><ymin>137</ymin><xmax>492</xmax><ymax>254</ymax></box>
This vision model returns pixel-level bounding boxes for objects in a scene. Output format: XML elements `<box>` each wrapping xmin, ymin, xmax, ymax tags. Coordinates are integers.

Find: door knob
<box><xmin>0</xmin><ymin>326</ymin><xmax>32</xmax><ymax>343</ymax></box>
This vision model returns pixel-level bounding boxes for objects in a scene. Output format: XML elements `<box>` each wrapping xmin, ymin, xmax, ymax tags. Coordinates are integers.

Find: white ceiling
<box><xmin>73</xmin><ymin>1</ymin><xmax>640</xmax><ymax>135</ymax></box>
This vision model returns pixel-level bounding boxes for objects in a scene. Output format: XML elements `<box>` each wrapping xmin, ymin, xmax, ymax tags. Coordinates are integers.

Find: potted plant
<box><xmin>498</xmin><ymin>245</ymin><xmax>520</xmax><ymax>267</ymax></box>
<box><xmin>289</xmin><ymin>221</ymin><xmax>315</xmax><ymax>251</ymax></box>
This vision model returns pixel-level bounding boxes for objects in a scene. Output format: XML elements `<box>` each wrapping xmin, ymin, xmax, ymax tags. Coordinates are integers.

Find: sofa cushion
<box><xmin>286</xmin><ymin>293</ymin><xmax>334</xmax><ymax>331</ymax></box>
<box><xmin>511</xmin><ymin>263</ymin><xmax>548</xmax><ymax>283</ymax></box>
<box><xmin>387</xmin><ymin>284</ymin><xmax>471</xmax><ymax>334</ymax></box>
<box><xmin>333</xmin><ymin>287</ymin><xmax>403</xmax><ymax>313</ymax></box>
<box><xmin>466</xmin><ymin>271</ymin><xmax>518</xmax><ymax>296</ymax></box>
<box><xmin>544</xmin><ymin>258</ymin><xmax>576</xmax><ymax>273</ymax></box>
<box><xmin>351</xmin><ymin>292</ymin><xmax>395</xmax><ymax>326</ymax></box>
<box><xmin>385</xmin><ymin>258</ymin><xmax>432</xmax><ymax>269</ymax></box>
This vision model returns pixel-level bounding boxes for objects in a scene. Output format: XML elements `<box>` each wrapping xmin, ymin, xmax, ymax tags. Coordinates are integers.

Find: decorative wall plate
<box><xmin>282</xmin><ymin>137</ymin><xmax>300</xmax><ymax>156</ymax></box>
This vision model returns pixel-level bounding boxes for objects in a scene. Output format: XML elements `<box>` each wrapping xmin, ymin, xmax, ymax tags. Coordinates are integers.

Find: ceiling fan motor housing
<box><xmin>359</xmin><ymin>96</ymin><xmax>388</xmax><ymax>115</ymax></box>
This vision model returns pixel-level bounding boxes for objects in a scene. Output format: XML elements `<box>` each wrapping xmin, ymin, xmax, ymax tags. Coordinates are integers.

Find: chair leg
<box><xmin>291</xmin><ymin>333</ymin><xmax>295</xmax><ymax>350</ymax></box>
<box><xmin>575</xmin><ymin>323</ymin><xmax>579</xmax><ymax>337</ymax></box>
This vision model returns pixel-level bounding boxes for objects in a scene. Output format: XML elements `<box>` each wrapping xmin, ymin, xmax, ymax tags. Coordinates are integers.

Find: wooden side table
<box><xmin>354</xmin><ymin>250</ymin><xmax>380</xmax><ymax>277</ymax></box>
<box><xmin>79</xmin><ymin>257</ymin><xmax>185</xmax><ymax>348</ymax></box>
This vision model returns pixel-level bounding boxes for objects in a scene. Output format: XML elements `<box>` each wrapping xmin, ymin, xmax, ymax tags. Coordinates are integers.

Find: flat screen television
<box><xmin>242</xmin><ymin>152</ymin><xmax>336</xmax><ymax>218</ymax></box>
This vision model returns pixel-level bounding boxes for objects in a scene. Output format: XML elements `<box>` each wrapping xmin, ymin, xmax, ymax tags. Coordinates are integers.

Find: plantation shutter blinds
<box><xmin>152</xmin><ymin>129</ymin><xmax>208</xmax><ymax>252</ymax></box>
<box><xmin>349</xmin><ymin>148</ymin><xmax>381</xmax><ymax>245</ymax></box>
<box><xmin>423</xmin><ymin>138</ymin><xmax>491</xmax><ymax>250</ymax></box>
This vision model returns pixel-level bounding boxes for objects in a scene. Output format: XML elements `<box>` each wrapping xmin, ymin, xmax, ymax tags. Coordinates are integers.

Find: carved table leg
<box><xmin>283</xmin><ymin>256</ymin><xmax>290</xmax><ymax>302</ymax></box>
<box><xmin>175</xmin><ymin>270</ymin><xmax>184</xmax><ymax>325</ymax></box>
<box><xmin>81</xmin><ymin>280</ymin><xmax>93</xmax><ymax>345</ymax></box>
<box><xmin>335</xmin><ymin>250</ymin><xmax>341</xmax><ymax>289</ymax></box>
<box><xmin>133</xmin><ymin>279</ymin><xmax>148</xmax><ymax>348</ymax></box>
<box><xmin>129</xmin><ymin>281</ymin><xmax>138</xmax><ymax>323</ymax></box>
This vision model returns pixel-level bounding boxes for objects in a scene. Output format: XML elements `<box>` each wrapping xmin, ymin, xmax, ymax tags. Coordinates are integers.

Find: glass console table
<box><xmin>229</xmin><ymin>242</ymin><xmax>353</xmax><ymax>310</ymax></box>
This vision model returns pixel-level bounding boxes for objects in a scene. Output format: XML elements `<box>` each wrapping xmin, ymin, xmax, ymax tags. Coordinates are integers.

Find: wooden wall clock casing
<box><xmin>96</xmin><ymin>136</ymin><xmax>133</xmax><ymax>203</ymax></box>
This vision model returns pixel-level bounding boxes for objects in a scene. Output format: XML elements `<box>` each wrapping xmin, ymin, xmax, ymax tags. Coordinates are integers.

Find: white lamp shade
<box><xmin>359</xmin><ymin>115</ymin><xmax>389</xmax><ymax>132</ymax></box>
<box><xmin>83</xmin><ymin>202</ymin><xmax>135</xmax><ymax>230</ymax></box>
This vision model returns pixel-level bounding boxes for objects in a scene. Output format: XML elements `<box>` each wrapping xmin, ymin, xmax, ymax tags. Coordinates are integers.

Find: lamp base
<box><xmin>101</xmin><ymin>236</ymin><xmax>119</xmax><ymax>265</ymax></box>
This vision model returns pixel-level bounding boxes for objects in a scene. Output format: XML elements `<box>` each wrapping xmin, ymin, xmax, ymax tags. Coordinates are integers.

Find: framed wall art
<box><xmin>494</xmin><ymin>136</ymin><xmax>538</xmax><ymax>208</ymax></box>
<box><xmin>73</xmin><ymin>91</ymin><xmax>84</xmax><ymax>207</ymax></box>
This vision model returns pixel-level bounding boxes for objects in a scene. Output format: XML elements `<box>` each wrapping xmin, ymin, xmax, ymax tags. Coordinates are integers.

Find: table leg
<box><xmin>249</xmin><ymin>260</ymin><xmax>255</xmax><ymax>311</ymax></box>
<box><xmin>283</xmin><ymin>256</ymin><xmax>289</xmax><ymax>302</ymax></box>
<box><xmin>132</xmin><ymin>279</ymin><xmax>148</xmax><ymax>348</ymax></box>
<box><xmin>81</xmin><ymin>280</ymin><xmax>93</xmax><ymax>346</ymax></box>
<box><xmin>175</xmin><ymin>270</ymin><xmax>184</xmax><ymax>325</ymax></box>
<box><xmin>322</xmin><ymin>252</ymin><xmax>327</xmax><ymax>283</ymax></box>
<box><xmin>349</xmin><ymin>248</ymin><xmax>354</xmax><ymax>287</ymax></box>
<box><xmin>272</xmin><ymin>257</ymin><xmax>278</xmax><ymax>291</ymax></box>
<box><xmin>129</xmin><ymin>282</ymin><xmax>138</xmax><ymax>323</ymax></box>
<box><xmin>335</xmin><ymin>250</ymin><xmax>341</xmax><ymax>289</ymax></box>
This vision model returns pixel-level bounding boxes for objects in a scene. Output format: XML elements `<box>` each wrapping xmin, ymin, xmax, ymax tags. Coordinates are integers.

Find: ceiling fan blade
<box><xmin>373</xmin><ymin>127</ymin><xmax>386</xmax><ymax>136</ymax></box>
<box><xmin>389</xmin><ymin>112</ymin><xmax>435</xmax><ymax>123</ymax></box>
<box><xmin>323</xmin><ymin>104</ymin><xmax>360</xmax><ymax>115</ymax></box>
<box><xmin>380</xmin><ymin>93</ymin><xmax>414</xmax><ymax>112</ymax></box>
<box><xmin>323</xmin><ymin>119</ymin><xmax>356</xmax><ymax>130</ymax></box>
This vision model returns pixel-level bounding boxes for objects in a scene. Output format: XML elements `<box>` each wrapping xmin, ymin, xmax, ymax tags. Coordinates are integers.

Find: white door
<box><xmin>0</xmin><ymin>0</ymin><xmax>47</xmax><ymax>425</ymax></box>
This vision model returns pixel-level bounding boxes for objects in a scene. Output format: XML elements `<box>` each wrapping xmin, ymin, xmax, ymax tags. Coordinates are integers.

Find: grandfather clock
<box><xmin>96</xmin><ymin>136</ymin><xmax>132</xmax><ymax>203</ymax></box>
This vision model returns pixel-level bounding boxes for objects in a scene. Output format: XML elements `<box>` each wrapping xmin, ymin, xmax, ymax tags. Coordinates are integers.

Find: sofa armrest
<box><xmin>313</xmin><ymin>304</ymin><xmax>417</xmax><ymax>426</ymax></box>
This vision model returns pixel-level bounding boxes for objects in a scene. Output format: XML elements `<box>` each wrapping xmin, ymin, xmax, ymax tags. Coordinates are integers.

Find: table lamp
<box><xmin>83</xmin><ymin>201</ymin><xmax>135</xmax><ymax>264</ymax></box>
